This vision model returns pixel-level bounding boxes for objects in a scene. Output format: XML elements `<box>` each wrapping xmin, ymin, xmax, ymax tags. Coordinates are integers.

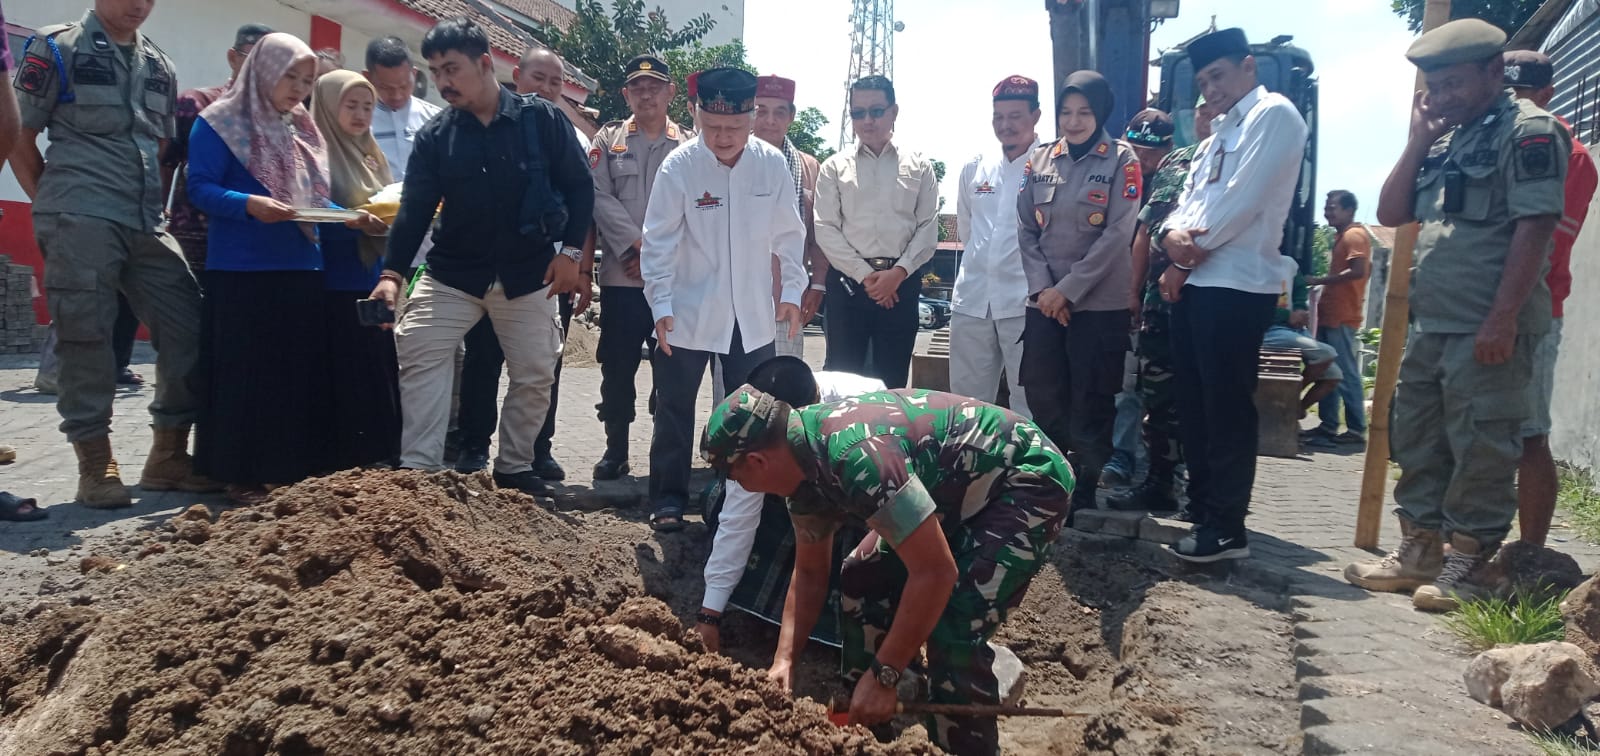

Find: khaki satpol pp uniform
<box><xmin>1346</xmin><ymin>18</ymin><xmax>1569</xmax><ymax>612</ymax></box>
<box><xmin>15</xmin><ymin>10</ymin><xmax>214</xmax><ymax>507</ymax></box>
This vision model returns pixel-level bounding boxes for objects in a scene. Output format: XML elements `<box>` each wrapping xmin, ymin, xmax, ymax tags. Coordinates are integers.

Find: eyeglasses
<box><xmin>849</xmin><ymin>106</ymin><xmax>889</xmax><ymax>121</ymax></box>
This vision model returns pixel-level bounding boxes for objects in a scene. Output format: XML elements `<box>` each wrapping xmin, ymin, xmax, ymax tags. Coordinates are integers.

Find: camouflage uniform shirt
<box><xmin>783</xmin><ymin>389</ymin><xmax>1075</xmax><ymax>547</ymax></box>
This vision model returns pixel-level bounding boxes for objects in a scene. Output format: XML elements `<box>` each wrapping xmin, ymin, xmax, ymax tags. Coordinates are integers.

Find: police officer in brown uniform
<box><xmin>11</xmin><ymin>2</ymin><xmax>214</xmax><ymax>508</ymax></box>
<box><xmin>588</xmin><ymin>54</ymin><xmax>692</xmax><ymax>480</ymax></box>
<box><xmin>1016</xmin><ymin>70</ymin><xmax>1140</xmax><ymax>513</ymax></box>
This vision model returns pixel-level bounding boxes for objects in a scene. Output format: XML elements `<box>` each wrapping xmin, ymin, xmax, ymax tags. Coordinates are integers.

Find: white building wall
<box><xmin>1550</xmin><ymin>183</ymin><xmax>1600</xmax><ymax>473</ymax></box>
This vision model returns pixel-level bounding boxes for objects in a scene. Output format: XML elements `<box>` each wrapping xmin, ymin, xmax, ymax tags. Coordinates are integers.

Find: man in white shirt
<box><xmin>641</xmin><ymin>68</ymin><xmax>807</xmax><ymax>532</ymax></box>
<box><xmin>815</xmin><ymin>75</ymin><xmax>940</xmax><ymax>389</ymax></box>
<box><xmin>1157</xmin><ymin>28</ymin><xmax>1310</xmax><ymax>562</ymax></box>
<box><xmin>694</xmin><ymin>356</ymin><xmax>885</xmax><ymax>652</ymax></box>
<box><xmin>950</xmin><ymin>76</ymin><xmax>1040</xmax><ymax>419</ymax></box>
<box><xmin>364</xmin><ymin>36</ymin><xmax>442</xmax><ymax>182</ymax></box>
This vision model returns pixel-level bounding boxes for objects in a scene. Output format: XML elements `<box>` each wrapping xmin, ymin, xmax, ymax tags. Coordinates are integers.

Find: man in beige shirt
<box><xmin>815</xmin><ymin>75</ymin><xmax>940</xmax><ymax>389</ymax></box>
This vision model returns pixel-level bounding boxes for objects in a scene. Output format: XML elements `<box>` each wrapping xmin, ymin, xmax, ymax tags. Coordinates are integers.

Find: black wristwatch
<box><xmin>870</xmin><ymin>657</ymin><xmax>901</xmax><ymax>688</ymax></box>
<box><xmin>696</xmin><ymin>611</ymin><xmax>722</xmax><ymax>627</ymax></box>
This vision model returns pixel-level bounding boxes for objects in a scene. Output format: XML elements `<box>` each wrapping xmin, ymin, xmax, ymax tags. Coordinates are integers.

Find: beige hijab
<box><xmin>311</xmin><ymin>70</ymin><xmax>392</xmax><ymax>267</ymax></box>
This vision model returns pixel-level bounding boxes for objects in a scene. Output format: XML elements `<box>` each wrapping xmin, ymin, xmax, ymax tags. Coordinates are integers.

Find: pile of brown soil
<box><xmin>0</xmin><ymin>470</ymin><xmax>934</xmax><ymax>754</ymax></box>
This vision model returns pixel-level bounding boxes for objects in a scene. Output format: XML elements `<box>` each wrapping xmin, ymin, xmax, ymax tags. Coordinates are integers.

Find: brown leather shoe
<box><xmin>139</xmin><ymin>425</ymin><xmax>223</xmax><ymax>493</ymax></box>
<box><xmin>73</xmin><ymin>437</ymin><xmax>132</xmax><ymax>509</ymax></box>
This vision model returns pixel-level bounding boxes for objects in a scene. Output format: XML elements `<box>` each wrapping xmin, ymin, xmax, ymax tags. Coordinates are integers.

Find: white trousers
<box><xmin>948</xmin><ymin>311</ymin><xmax>1031</xmax><ymax>419</ymax></box>
<box><xmin>395</xmin><ymin>275</ymin><xmax>562</xmax><ymax>473</ymax></box>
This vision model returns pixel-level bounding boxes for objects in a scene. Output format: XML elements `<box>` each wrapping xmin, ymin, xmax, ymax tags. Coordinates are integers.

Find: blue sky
<box><xmin>743</xmin><ymin>0</ymin><xmax>1420</xmax><ymax>226</ymax></box>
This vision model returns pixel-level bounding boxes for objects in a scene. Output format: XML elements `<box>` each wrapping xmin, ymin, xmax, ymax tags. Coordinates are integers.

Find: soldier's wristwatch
<box><xmin>870</xmin><ymin>658</ymin><xmax>901</xmax><ymax>689</ymax></box>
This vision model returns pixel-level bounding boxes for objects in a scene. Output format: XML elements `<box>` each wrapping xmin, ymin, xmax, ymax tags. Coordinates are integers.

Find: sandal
<box><xmin>226</xmin><ymin>485</ymin><xmax>271</xmax><ymax>506</ymax></box>
<box><xmin>0</xmin><ymin>492</ymin><xmax>47</xmax><ymax>522</ymax></box>
<box><xmin>116</xmin><ymin>368</ymin><xmax>145</xmax><ymax>386</ymax></box>
<box><xmin>650</xmin><ymin>502</ymin><xmax>686</xmax><ymax>533</ymax></box>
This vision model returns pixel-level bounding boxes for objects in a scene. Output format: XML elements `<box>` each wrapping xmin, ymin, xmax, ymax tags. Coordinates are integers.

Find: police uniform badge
<box><xmin>1087</xmin><ymin>189</ymin><xmax>1108</xmax><ymax>205</ymax></box>
<box><xmin>588</xmin><ymin>147</ymin><xmax>602</xmax><ymax>169</ymax></box>
<box><xmin>1123</xmin><ymin>162</ymin><xmax>1143</xmax><ymax>200</ymax></box>
<box><xmin>1088</xmin><ymin>211</ymin><xmax>1106</xmax><ymax>227</ymax></box>
<box><xmin>1095</xmin><ymin>142</ymin><xmax>1109</xmax><ymax>156</ymax></box>
<box><xmin>974</xmin><ymin>181</ymin><xmax>995</xmax><ymax>195</ymax></box>
<box><xmin>1034</xmin><ymin>208</ymin><xmax>1047</xmax><ymax>229</ymax></box>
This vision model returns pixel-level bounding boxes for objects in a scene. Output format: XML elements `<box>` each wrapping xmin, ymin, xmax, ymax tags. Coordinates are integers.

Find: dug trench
<box><xmin>0</xmin><ymin>470</ymin><xmax>1298</xmax><ymax>754</ymax></box>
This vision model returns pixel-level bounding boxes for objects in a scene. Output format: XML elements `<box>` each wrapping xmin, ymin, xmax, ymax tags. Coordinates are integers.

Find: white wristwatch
<box><xmin>559</xmin><ymin>245</ymin><xmax>583</xmax><ymax>262</ymax></box>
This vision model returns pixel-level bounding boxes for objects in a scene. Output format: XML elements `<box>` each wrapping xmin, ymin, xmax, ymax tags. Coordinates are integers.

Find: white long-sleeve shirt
<box><xmin>702</xmin><ymin>371</ymin><xmax>889</xmax><ymax>613</ymax></box>
<box><xmin>1163</xmin><ymin>85</ymin><xmax>1309</xmax><ymax>294</ymax></box>
<box><xmin>952</xmin><ymin>140</ymin><xmax>1039</xmax><ymax>319</ymax></box>
<box><xmin>371</xmin><ymin>96</ymin><xmax>441</xmax><ymax>182</ymax></box>
<box><xmin>641</xmin><ymin>136</ymin><xmax>807</xmax><ymax>354</ymax></box>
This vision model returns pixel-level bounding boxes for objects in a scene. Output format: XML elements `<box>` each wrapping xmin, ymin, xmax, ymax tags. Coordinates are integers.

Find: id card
<box><xmin>1207</xmin><ymin>146</ymin><xmax>1226</xmax><ymax>184</ymax></box>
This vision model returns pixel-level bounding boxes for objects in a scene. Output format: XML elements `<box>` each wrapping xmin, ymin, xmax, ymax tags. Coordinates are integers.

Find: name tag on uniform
<box><xmin>1207</xmin><ymin>146</ymin><xmax>1226</xmax><ymax>184</ymax></box>
<box><xmin>73</xmin><ymin>55</ymin><xmax>116</xmax><ymax>86</ymax></box>
<box><xmin>144</xmin><ymin>57</ymin><xmax>171</xmax><ymax>95</ymax></box>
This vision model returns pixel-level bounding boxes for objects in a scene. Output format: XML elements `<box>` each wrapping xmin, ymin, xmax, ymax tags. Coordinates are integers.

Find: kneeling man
<box><xmin>701</xmin><ymin>386</ymin><xmax>1075</xmax><ymax>754</ymax></box>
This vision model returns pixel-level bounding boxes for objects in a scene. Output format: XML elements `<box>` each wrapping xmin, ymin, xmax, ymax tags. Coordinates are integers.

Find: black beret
<box><xmin>1187</xmin><ymin>28</ymin><xmax>1250</xmax><ymax>72</ymax></box>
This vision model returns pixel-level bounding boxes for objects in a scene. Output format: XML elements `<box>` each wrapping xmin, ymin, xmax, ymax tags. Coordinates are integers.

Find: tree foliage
<box><xmin>1388</xmin><ymin>0</ymin><xmax>1541</xmax><ymax>34</ymax></box>
<box><xmin>540</xmin><ymin>0</ymin><xmax>714</xmax><ymax>126</ymax></box>
<box><xmin>932</xmin><ymin>159</ymin><xmax>949</xmax><ymax>241</ymax></box>
<box><xmin>545</xmin><ymin>2</ymin><xmax>835</xmax><ymax>161</ymax></box>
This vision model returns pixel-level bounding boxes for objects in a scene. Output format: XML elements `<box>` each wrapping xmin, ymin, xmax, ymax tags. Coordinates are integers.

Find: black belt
<box><xmin>864</xmin><ymin>257</ymin><xmax>898</xmax><ymax>272</ymax></box>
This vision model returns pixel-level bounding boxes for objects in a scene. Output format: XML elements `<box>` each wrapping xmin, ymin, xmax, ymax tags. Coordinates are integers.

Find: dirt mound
<box><xmin>0</xmin><ymin>470</ymin><xmax>934</xmax><ymax>754</ymax></box>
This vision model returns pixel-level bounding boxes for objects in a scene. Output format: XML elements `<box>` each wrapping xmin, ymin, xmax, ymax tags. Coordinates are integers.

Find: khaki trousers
<box><xmin>395</xmin><ymin>274</ymin><xmax>562</xmax><ymax>473</ymax></box>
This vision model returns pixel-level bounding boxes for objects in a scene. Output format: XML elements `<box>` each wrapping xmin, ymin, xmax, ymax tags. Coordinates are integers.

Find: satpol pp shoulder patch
<box><xmin>17</xmin><ymin>54</ymin><xmax>50</xmax><ymax>95</ymax></box>
<box><xmin>1515</xmin><ymin>133</ymin><xmax>1557</xmax><ymax>182</ymax></box>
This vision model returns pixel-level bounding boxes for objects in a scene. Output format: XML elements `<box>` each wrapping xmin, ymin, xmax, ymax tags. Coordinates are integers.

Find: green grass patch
<box><xmin>1529</xmin><ymin>731</ymin><xmax>1600</xmax><ymax>755</ymax></box>
<box><xmin>1557</xmin><ymin>465</ymin><xmax>1600</xmax><ymax>544</ymax></box>
<box><xmin>1441</xmin><ymin>591</ymin><xmax>1566</xmax><ymax>653</ymax></box>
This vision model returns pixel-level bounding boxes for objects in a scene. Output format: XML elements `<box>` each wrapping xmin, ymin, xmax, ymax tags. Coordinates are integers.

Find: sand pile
<box><xmin>0</xmin><ymin>470</ymin><xmax>934</xmax><ymax>754</ymax></box>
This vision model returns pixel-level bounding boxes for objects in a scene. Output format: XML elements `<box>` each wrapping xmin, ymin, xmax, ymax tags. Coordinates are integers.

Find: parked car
<box><xmin>919</xmin><ymin>296</ymin><xmax>952</xmax><ymax>330</ymax></box>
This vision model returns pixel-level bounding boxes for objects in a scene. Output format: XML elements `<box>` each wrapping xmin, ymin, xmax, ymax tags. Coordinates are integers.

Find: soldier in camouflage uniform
<box><xmin>1106</xmin><ymin>96</ymin><xmax>1220</xmax><ymax>515</ymax></box>
<box><xmin>702</xmin><ymin>385</ymin><xmax>1074</xmax><ymax>755</ymax></box>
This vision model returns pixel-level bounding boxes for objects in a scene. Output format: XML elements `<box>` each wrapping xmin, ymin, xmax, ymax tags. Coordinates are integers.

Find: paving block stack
<box><xmin>0</xmin><ymin>255</ymin><xmax>44</xmax><ymax>355</ymax></box>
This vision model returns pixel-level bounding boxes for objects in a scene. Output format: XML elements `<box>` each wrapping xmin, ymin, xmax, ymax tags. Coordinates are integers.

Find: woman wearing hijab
<box><xmin>311</xmin><ymin>70</ymin><xmax>400</xmax><ymax>470</ymax></box>
<box><xmin>1015</xmin><ymin>70</ymin><xmax>1142</xmax><ymax>517</ymax></box>
<box><xmin>187</xmin><ymin>33</ymin><xmax>385</xmax><ymax>503</ymax></box>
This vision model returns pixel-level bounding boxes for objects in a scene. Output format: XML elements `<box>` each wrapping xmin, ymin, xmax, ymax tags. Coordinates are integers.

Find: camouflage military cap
<box><xmin>701</xmin><ymin>384</ymin><xmax>789</xmax><ymax>471</ymax></box>
<box><xmin>1406</xmin><ymin>19</ymin><xmax>1506</xmax><ymax>73</ymax></box>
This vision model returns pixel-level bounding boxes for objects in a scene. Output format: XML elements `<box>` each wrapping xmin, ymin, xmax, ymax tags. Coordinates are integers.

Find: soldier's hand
<box><xmin>1159</xmin><ymin>266</ymin><xmax>1190</xmax><ymax>304</ymax></box>
<box><xmin>848</xmin><ymin>670</ymin><xmax>898</xmax><ymax>727</ymax></box>
<box><xmin>246</xmin><ymin>195</ymin><xmax>298</xmax><ymax>224</ymax></box>
<box><xmin>654</xmin><ymin>316</ymin><xmax>674</xmax><ymax>357</ymax></box>
<box><xmin>1474</xmin><ymin>318</ymin><xmax>1517</xmax><ymax>366</ymax></box>
<box><xmin>1410</xmin><ymin>90</ymin><xmax>1451</xmax><ymax>146</ymax></box>
<box><xmin>776</xmin><ymin>302</ymin><xmax>802</xmax><ymax>340</ymax></box>
<box><xmin>800</xmin><ymin>288</ymin><xmax>825</xmax><ymax>324</ymax></box>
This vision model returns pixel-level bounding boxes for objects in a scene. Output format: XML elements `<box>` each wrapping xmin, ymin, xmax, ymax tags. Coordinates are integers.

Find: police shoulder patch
<box><xmin>1515</xmin><ymin>133</ymin><xmax>1557</xmax><ymax>182</ymax></box>
<box><xmin>588</xmin><ymin>147</ymin><xmax>602</xmax><ymax>169</ymax></box>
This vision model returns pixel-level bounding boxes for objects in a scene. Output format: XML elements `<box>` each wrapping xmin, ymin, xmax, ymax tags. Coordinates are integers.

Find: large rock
<box><xmin>1465</xmin><ymin>642</ymin><xmax>1600</xmax><ymax>730</ymax></box>
<box><xmin>1564</xmin><ymin>575</ymin><xmax>1600</xmax><ymax>660</ymax></box>
<box><xmin>1490</xmin><ymin>542</ymin><xmax>1584</xmax><ymax>601</ymax></box>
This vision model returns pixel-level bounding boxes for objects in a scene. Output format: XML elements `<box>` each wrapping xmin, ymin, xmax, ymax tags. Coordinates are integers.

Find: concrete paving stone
<box><xmin>1295</xmin><ymin>634</ymin><xmax>1439</xmax><ymax>661</ymax></box>
<box><xmin>1138</xmin><ymin>515</ymin><xmax>1189</xmax><ymax>545</ymax></box>
<box><xmin>1073</xmin><ymin>509</ymin><xmax>1143</xmax><ymax>538</ymax></box>
<box><xmin>1301</xmin><ymin>723</ymin><xmax>1520</xmax><ymax>755</ymax></box>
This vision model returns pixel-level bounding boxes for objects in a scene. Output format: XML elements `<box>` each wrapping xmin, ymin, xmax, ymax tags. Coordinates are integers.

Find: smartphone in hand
<box><xmin>355</xmin><ymin>298</ymin><xmax>395</xmax><ymax>327</ymax></box>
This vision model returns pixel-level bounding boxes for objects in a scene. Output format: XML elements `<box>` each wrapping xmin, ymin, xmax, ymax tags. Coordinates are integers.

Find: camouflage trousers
<box><xmin>838</xmin><ymin>472</ymin><xmax>1070</xmax><ymax>755</ymax></box>
<box><xmin>1137</xmin><ymin>272</ymin><xmax>1182</xmax><ymax>477</ymax></box>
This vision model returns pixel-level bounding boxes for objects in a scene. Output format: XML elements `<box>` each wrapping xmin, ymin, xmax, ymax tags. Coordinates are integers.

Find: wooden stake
<box><xmin>1355</xmin><ymin>0</ymin><xmax>1453</xmax><ymax>549</ymax></box>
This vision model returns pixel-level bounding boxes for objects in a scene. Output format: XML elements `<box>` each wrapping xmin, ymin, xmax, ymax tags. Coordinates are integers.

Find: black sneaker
<box><xmin>1334</xmin><ymin>431</ymin><xmax>1366</xmax><ymax>446</ymax></box>
<box><xmin>1170</xmin><ymin>525</ymin><xmax>1249</xmax><ymax>563</ymax></box>
<box><xmin>1107</xmin><ymin>474</ymin><xmax>1178</xmax><ymax>512</ymax></box>
<box><xmin>1299</xmin><ymin>426</ymin><xmax>1336</xmax><ymax>442</ymax></box>
<box><xmin>533</xmin><ymin>456</ymin><xmax>566</xmax><ymax>481</ymax></box>
<box><xmin>592</xmin><ymin>456</ymin><xmax>630</xmax><ymax>481</ymax></box>
<box><xmin>1099</xmin><ymin>455</ymin><xmax>1133</xmax><ymax>489</ymax></box>
<box><xmin>455</xmin><ymin>446</ymin><xmax>490</xmax><ymax>473</ymax></box>
<box><xmin>493</xmin><ymin>470</ymin><xmax>554</xmax><ymax>499</ymax></box>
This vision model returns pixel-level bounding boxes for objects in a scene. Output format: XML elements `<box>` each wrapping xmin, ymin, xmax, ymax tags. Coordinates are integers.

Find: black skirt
<box><xmin>194</xmin><ymin>270</ymin><xmax>332</xmax><ymax>485</ymax></box>
<box><xmin>323</xmin><ymin>289</ymin><xmax>400</xmax><ymax>470</ymax></box>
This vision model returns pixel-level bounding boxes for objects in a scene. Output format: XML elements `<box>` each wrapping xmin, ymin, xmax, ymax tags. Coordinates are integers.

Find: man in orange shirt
<box><xmin>1305</xmin><ymin>190</ymin><xmax>1370</xmax><ymax>448</ymax></box>
<box><xmin>1504</xmin><ymin>51</ymin><xmax>1598</xmax><ymax>546</ymax></box>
